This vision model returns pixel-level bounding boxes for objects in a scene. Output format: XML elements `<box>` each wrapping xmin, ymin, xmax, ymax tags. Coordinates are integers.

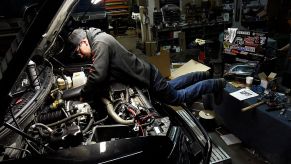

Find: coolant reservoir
<box><xmin>72</xmin><ymin>71</ymin><xmax>87</xmax><ymax>88</ymax></box>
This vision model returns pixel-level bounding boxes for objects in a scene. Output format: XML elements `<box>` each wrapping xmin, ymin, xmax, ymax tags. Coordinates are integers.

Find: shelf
<box><xmin>108</xmin><ymin>13</ymin><xmax>129</xmax><ymax>16</ymax></box>
<box><xmin>152</xmin><ymin>21</ymin><xmax>232</xmax><ymax>33</ymax></box>
<box><xmin>105</xmin><ymin>0</ymin><xmax>129</xmax><ymax>18</ymax></box>
<box><xmin>152</xmin><ymin>22</ymin><xmax>232</xmax><ymax>52</ymax></box>
<box><xmin>105</xmin><ymin>0</ymin><xmax>128</xmax><ymax>2</ymax></box>
<box><xmin>157</xmin><ymin>38</ymin><xmax>179</xmax><ymax>42</ymax></box>
<box><xmin>105</xmin><ymin>6</ymin><xmax>128</xmax><ymax>10</ymax></box>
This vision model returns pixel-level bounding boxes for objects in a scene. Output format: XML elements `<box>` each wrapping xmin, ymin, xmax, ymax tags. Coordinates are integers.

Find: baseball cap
<box><xmin>68</xmin><ymin>28</ymin><xmax>86</xmax><ymax>47</ymax></box>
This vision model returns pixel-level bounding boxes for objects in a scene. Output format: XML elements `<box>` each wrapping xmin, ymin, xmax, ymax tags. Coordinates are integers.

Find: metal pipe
<box><xmin>31</xmin><ymin>123</ymin><xmax>54</xmax><ymax>133</ymax></box>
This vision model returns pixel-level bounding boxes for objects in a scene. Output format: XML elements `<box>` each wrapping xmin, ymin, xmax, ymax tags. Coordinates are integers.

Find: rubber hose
<box><xmin>102</xmin><ymin>98</ymin><xmax>134</xmax><ymax>125</ymax></box>
<box><xmin>46</xmin><ymin>112</ymin><xmax>91</xmax><ymax>127</ymax></box>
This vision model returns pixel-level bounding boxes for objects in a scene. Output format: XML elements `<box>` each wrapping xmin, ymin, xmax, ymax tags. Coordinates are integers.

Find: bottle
<box><xmin>65</xmin><ymin>76</ymin><xmax>72</xmax><ymax>89</ymax></box>
<box><xmin>72</xmin><ymin>71</ymin><xmax>87</xmax><ymax>88</ymax></box>
<box><xmin>27</xmin><ymin>60</ymin><xmax>40</xmax><ymax>90</ymax></box>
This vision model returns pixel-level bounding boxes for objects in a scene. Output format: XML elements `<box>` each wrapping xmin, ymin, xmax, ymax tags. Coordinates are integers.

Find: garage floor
<box><xmin>209</xmin><ymin>131</ymin><xmax>269</xmax><ymax>164</ymax></box>
<box><xmin>116</xmin><ymin>33</ymin><xmax>270</xmax><ymax>164</ymax></box>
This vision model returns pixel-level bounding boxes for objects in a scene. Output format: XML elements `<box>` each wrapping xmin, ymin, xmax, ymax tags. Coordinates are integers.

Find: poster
<box><xmin>223</xmin><ymin>28</ymin><xmax>268</xmax><ymax>56</ymax></box>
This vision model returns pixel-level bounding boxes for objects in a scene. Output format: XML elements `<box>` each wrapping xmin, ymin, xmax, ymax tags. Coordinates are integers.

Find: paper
<box><xmin>173</xmin><ymin>31</ymin><xmax>181</xmax><ymax>38</ymax></box>
<box><xmin>220</xmin><ymin>134</ymin><xmax>242</xmax><ymax>145</ymax></box>
<box><xmin>229</xmin><ymin>88</ymin><xmax>259</xmax><ymax>101</ymax></box>
<box><xmin>258</xmin><ymin>72</ymin><xmax>267</xmax><ymax>80</ymax></box>
<box><xmin>228</xmin><ymin>28</ymin><xmax>238</xmax><ymax>43</ymax></box>
<box><xmin>268</xmin><ymin>72</ymin><xmax>277</xmax><ymax>80</ymax></box>
<box><xmin>169</xmin><ymin>59</ymin><xmax>210</xmax><ymax>79</ymax></box>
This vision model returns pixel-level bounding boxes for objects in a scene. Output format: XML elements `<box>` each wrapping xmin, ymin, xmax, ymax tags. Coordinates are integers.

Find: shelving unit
<box><xmin>105</xmin><ymin>0</ymin><xmax>130</xmax><ymax>35</ymax></box>
<box><xmin>105</xmin><ymin>0</ymin><xmax>129</xmax><ymax>16</ymax></box>
<box><xmin>152</xmin><ymin>22</ymin><xmax>232</xmax><ymax>53</ymax></box>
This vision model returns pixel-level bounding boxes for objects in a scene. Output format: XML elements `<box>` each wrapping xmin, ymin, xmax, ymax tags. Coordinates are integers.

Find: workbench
<box><xmin>213</xmin><ymin>83</ymin><xmax>291</xmax><ymax>164</ymax></box>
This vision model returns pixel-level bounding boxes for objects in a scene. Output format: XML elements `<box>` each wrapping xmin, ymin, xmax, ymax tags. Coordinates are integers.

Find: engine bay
<box><xmin>1</xmin><ymin>60</ymin><xmax>172</xmax><ymax>160</ymax></box>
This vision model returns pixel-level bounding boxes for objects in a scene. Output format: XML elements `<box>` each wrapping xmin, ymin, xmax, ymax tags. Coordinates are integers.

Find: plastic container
<box><xmin>57</xmin><ymin>76</ymin><xmax>72</xmax><ymax>90</ymax></box>
<box><xmin>57</xmin><ymin>78</ymin><xmax>66</xmax><ymax>90</ymax></box>
<box><xmin>72</xmin><ymin>71</ymin><xmax>87</xmax><ymax>88</ymax></box>
<box><xmin>65</xmin><ymin>76</ymin><xmax>72</xmax><ymax>89</ymax></box>
<box><xmin>90</xmin><ymin>125</ymin><xmax>132</xmax><ymax>142</ymax></box>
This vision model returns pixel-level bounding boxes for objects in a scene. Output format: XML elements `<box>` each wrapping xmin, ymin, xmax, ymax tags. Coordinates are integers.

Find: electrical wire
<box><xmin>93</xmin><ymin>115</ymin><xmax>108</xmax><ymax>125</ymax></box>
<box><xmin>44</xmin><ymin>58</ymin><xmax>53</xmax><ymax>71</ymax></box>
<box><xmin>127</xmin><ymin>108</ymin><xmax>136</xmax><ymax>117</ymax></box>
<box><xmin>46</xmin><ymin>112</ymin><xmax>91</xmax><ymax>127</ymax></box>
<box><xmin>141</xmin><ymin>117</ymin><xmax>155</xmax><ymax>127</ymax></box>
<box><xmin>9</xmin><ymin>108</ymin><xmax>41</xmax><ymax>155</ymax></box>
<box><xmin>3</xmin><ymin>145</ymin><xmax>31</xmax><ymax>155</ymax></box>
<box><xmin>137</xmin><ymin>122</ymin><xmax>144</xmax><ymax>136</ymax></box>
<box><xmin>82</xmin><ymin>117</ymin><xmax>94</xmax><ymax>133</ymax></box>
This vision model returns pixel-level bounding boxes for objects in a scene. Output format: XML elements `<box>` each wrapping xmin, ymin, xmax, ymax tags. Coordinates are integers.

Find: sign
<box><xmin>223</xmin><ymin>29</ymin><xmax>268</xmax><ymax>56</ymax></box>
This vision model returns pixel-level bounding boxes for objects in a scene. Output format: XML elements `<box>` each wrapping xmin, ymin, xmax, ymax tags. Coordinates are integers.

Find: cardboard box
<box><xmin>146</xmin><ymin>50</ymin><xmax>171</xmax><ymax>78</ymax></box>
<box><xmin>146</xmin><ymin>50</ymin><xmax>211</xmax><ymax>79</ymax></box>
<box><xmin>258</xmin><ymin>72</ymin><xmax>277</xmax><ymax>89</ymax></box>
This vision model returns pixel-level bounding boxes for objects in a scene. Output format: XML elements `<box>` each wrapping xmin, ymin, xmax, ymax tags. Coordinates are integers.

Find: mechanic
<box><xmin>68</xmin><ymin>27</ymin><xmax>226</xmax><ymax>106</ymax></box>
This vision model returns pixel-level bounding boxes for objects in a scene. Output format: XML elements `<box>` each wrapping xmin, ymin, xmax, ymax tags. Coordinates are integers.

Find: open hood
<box><xmin>0</xmin><ymin>0</ymin><xmax>79</xmax><ymax>125</ymax></box>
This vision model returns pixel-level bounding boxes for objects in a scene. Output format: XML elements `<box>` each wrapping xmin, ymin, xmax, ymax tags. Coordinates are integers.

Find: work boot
<box><xmin>214</xmin><ymin>78</ymin><xmax>227</xmax><ymax>105</ymax></box>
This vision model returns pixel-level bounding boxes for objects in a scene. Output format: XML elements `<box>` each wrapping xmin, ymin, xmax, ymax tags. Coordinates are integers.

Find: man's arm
<box><xmin>278</xmin><ymin>43</ymin><xmax>290</xmax><ymax>52</ymax></box>
<box><xmin>81</xmin><ymin>42</ymin><xmax>110</xmax><ymax>100</ymax></box>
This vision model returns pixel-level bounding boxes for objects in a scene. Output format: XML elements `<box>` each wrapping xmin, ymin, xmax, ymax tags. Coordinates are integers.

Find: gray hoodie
<box><xmin>81</xmin><ymin>28</ymin><xmax>153</xmax><ymax>99</ymax></box>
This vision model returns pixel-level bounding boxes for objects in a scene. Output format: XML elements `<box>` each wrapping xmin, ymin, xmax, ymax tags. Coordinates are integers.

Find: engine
<box><xmin>105</xmin><ymin>83</ymin><xmax>170</xmax><ymax>137</ymax></box>
<box><xmin>29</xmin><ymin>99</ymin><xmax>93</xmax><ymax>149</ymax></box>
<box><xmin>1</xmin><ymin>70</ymin><xmax>171</xmax><ymax>158</ymax></box>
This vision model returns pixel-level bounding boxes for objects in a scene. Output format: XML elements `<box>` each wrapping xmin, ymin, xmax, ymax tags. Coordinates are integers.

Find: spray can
<box><xmin>27</xmin><ymin>60</ymin><xmax>40</xmax><ymax>90</ymax></box>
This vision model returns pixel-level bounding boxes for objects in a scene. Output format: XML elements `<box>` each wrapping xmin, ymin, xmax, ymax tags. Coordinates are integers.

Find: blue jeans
<box><xmin>150</xmin><ymin>68</ymin><xmax>223</xmax><ymax>105</ymax></box>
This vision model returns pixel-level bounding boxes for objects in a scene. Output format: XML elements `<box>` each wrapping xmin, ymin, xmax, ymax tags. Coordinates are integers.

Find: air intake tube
<box><xmin>102</xmin><ymin>98</ymin><xmax>134</xmax><ymax>125</ymax></box>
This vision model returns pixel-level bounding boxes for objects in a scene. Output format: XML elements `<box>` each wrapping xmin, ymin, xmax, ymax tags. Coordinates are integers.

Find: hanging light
<box><xmin>91</xmin><ymin>0</ymin><xmax>102</xmax><ymax>5</ymax></box>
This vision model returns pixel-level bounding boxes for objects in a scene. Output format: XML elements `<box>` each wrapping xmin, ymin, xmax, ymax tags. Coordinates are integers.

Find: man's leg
<box><xmin>150</xmin><ymin>67</ymin><xmax>225</xmax><ymax>105</ymax></box>
<box><xmin>150</xmin><ymin>68</ymin><xmax>185</xmax><ymax>105</ymax></box>
<box><xmin>169</xmin><ymin>71</ymin><xmax>210</xmax><ymax>89</ymax></box>
<box><xmin>151</xmin><ymin>74</ymin><xmax>225</xmax><ymax>105</ymax></box>
<box><xmin>174</xmin><ymin>78</ymin><xmax>226</xmax><ymax>105</ymax></box>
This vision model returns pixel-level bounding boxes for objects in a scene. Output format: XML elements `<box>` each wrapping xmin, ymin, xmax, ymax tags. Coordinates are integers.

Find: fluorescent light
<box><xmin>91</xmin><ymin>0</ymin><xmax>102</xmax><ymax>5</ymax></box>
